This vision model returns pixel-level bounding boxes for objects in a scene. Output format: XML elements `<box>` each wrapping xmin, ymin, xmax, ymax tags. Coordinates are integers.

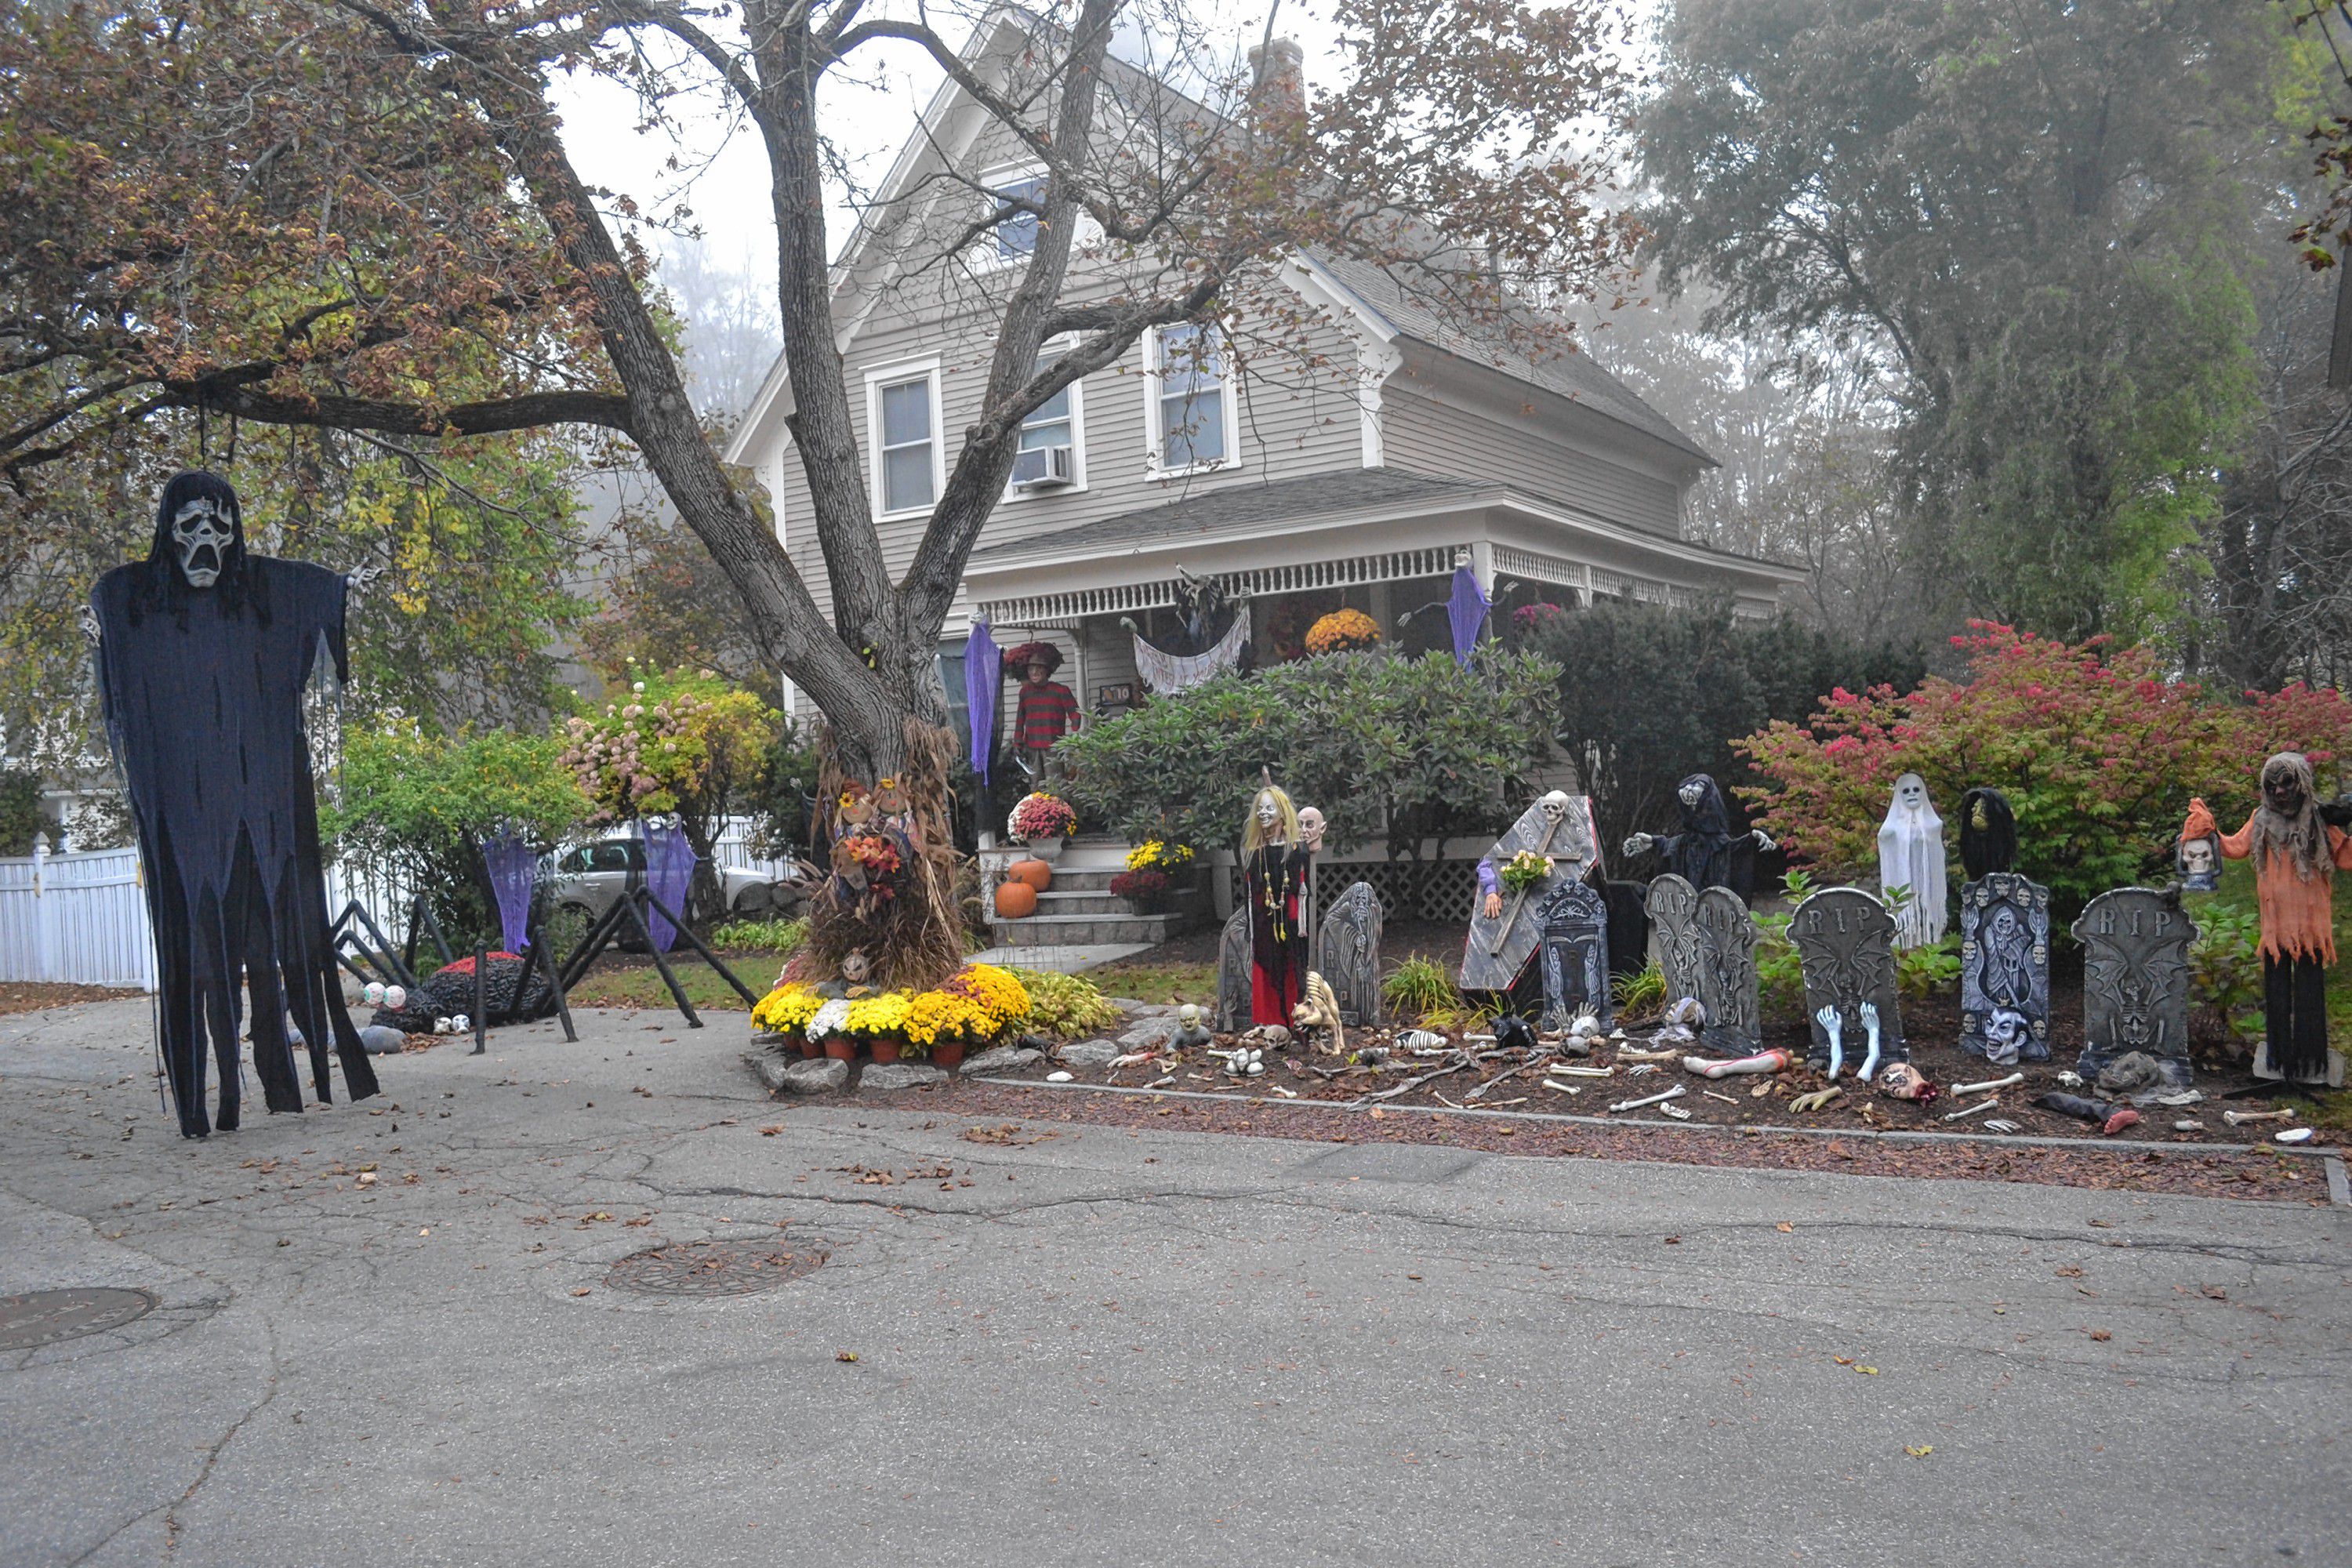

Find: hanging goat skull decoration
<box><xmin>172</xmin><ymin>496</ymin><xmax>234</xmax><ymax>588</ymax></box>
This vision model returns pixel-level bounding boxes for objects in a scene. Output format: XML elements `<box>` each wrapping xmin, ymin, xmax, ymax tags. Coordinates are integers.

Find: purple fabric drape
<box><xmin>643</xmin><ymin>823</ymin><xmax>698</xmax><ymax>952</ymax></box>
<box><xmin>964</xmin><ymin>619</ymin><xmax>1001</xmax><ymax>784</ymax></box>
<box><xmin>482</xmin><ymin>833</ymin><xmax>538</xmax><ymax>953</ymax></box>
<box><xmin>1448</xmin><ymin>564</ymin><xmax>1490</xmax><ymax>666</ymax></box>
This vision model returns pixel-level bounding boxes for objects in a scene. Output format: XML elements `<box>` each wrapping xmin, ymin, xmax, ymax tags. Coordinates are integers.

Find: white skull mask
<box><xmin>172</xmin><ymin>499</ymin><xmax>233</xmax><ymax>588</ymax></box>
<box><xmin>1678</xmin><ymin>779</ymin><xmax>1704</xmax><ymax>808</ymax></box>
<box><xmin>1895</xmin><ymin>773</ymin><xmax>1929</xmax><ymax>813</ymax></box>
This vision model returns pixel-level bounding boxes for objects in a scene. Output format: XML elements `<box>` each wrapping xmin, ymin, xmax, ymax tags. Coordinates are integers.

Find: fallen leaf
<box><xmin>570</xmin><ymin>1288</ymin><xmax>591</xmax><ymax>1298</ymax></box>
<box><xmin>1406</xmin><ymin>1272</ymin><xmax>1423</xmax><ymax>1281</ymax></box>
<box><xmin>1834</xmin><ymin>1356</ymin><xmax>1854</xmax><ymax>1366</ymax></box>
<box><xmin>1662</xmin><ymin>1235</ymin><xmax>1682</xmax><ymax>1245</ymax></box>
<box><xmin>760</xmin><ymin>1125</ymin><xmax>784</xmax><ymax>1136</ymax></box>
<box><xmin>2056</xmin><ymin>1265</ymin><xmax>2084</xmax><ymax>1277</ymax></box>
<box><xmin>2089</xmin><ymin>1329</ymin><xmax>2112</xmax><ymax>1341</ymax></box>
<box><xmin>2201</xmin><ymin>1285</ymin><xmax>2227</xmax><ymax>1301</ymax></box>
<box><xmin>1857</xmin><ymin>1366</ymin><xmax>1879</xmax><ymax>1375</ymax></box>
<box><xmin>1775</xmin><ymin>1221</ymin><xmax>1795</xmax><ymax>1233</ymax></box>
<box><xmin>837</xmin><ymin>1351</ymin><xmax>858</xmax><ymax>1363</ymax></box>
<box><xmin>1905</xmin><ymin>1445</ymin><xmax>1933</xmax><ymax>1458</ymax></box>
<box><xmin>1827</xmin><ymin>1141</ymin><xmax>1854</xmax><ymax>1160</ymax></box>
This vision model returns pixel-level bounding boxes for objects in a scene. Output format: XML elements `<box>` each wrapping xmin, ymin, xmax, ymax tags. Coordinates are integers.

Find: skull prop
<box><xmin>172</xmin><ymin>498</ymin><xmax>234</xmax><ymax>588</ymax></box>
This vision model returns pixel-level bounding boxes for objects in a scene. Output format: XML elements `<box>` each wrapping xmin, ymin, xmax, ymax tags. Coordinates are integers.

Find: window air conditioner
<box><xmin>1011</xmin><ymin>445</ymin><xmax>1076</xmax><ymax>489</ymax></box>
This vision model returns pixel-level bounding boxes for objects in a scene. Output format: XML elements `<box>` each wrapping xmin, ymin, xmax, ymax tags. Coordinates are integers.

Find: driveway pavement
<box><xmin>2</xmin><ymin>998</ymin><xmax>2345</xmax><ymax>1566</ymax></box>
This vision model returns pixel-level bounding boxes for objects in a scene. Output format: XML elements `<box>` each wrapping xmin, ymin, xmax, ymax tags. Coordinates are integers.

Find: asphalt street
<box><xmin>2</xmin><ymin>996</ymin><xmax>2346</xmax><ymax>1567</ymax></box>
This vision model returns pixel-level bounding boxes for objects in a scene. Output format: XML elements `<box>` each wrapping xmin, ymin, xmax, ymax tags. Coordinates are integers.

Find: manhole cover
<box><xmin>604</xmin><ymin>1239</ymin><xmax>829</xmax><ymax>1298</ymax></box>
<box><xmin>0</xmin><ymin>1287</ymin><xmax>157</xmax><ymax>1349</ymax></box>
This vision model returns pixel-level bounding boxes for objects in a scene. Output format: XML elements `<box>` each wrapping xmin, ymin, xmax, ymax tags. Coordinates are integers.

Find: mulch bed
<box><xmin>0</xmin><ymin>981</ymin><xmax>142</xmax><ymax>1015</ymax></box>
<box><xmin>905</xmin><ymin>1080</ymin><xmax>2336</xmax><ymax>1205</ymax></box>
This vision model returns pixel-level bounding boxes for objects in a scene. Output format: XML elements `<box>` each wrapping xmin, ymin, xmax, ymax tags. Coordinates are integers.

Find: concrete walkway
<box><xmin>2</xmin><ymin>998</ymin><xmax>2345</xmax><ymax>1566</ymax></box>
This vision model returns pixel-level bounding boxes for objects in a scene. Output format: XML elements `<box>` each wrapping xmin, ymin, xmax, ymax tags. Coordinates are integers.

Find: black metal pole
<box><xmin>559</xmin><ymin>895</ymin><xmax>629</xmax><ymax>994</ymax></box>
<box><xmin>347</xmin><ymin>899</ymin><xmax>419</xmax><ymax>989</ymax></box>
<box><xmin>643</xmin><ymin>890</ymin><xmax>762</xmax><ymax>1008</ymax></box>
<box><xmin>470</xmin><ymin>943</ymin><xmax>487</xmax><ymax>1054</ymax></box>
<box><xmin>528</xmin><ymin>915</ymin><xmax>578</xmax><ymax>1043</ymax></box>
<box><xmin>622</xmin><ymin>893</ymin><xmax>702</xmax><ymax>1028</ymax></box>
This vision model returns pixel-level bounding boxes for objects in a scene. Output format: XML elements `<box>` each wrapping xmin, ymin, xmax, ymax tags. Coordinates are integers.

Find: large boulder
<box><xmin>1057</xmin><ymin>1038</ymin><xmax>1122</xmax><ymax>1068</ymax></box>
<box><xmin>1118</xmin><ymin>1015</ymin><xmax>1180</xmax><ymax>1051</ymax></box>
<box><xmin>960</xmin><ymin>1044</ymin><xmax>1044</xmax><ymax>1076</ymax></box>
<box><xmin>776</xmin><ymin>1057</ymin><xmax>851</xmax><ymax>1096</ymax></box>
<box><xmin>358</xmin><ymin>1025</ymin><xmax>408</xmax><ymax>1056</ymax></box>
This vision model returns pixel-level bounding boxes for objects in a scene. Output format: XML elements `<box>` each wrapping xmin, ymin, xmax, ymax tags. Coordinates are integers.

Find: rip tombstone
<box><xmin>1643</xmin><ymin>875</ymin><xmax>1757</xmax><ymax>1054</ymax></box>
<box><xmin>1791</xmin><ymin>887</ymin><xmax>1907</xmax><ymax>1068</ymax></box>
<box><xmin>1315</xmin><ymin>880</ymin><xmax>1385</xmax><ymax>1028</ymax></box>
<box><xmin>1959</xmin><ymin>871</ymin><xmax>2053</xmax><ymax>1064</ymax></box>
<box><xmin>1537</xmin><ymin>880</ymin><xmax>1610</xmax><ymax>1031</ymax></box>
<box><xmin>2071</xmin><ymin>887</ymin><xmax>2197</xmax><ymax>1091</ymax></box>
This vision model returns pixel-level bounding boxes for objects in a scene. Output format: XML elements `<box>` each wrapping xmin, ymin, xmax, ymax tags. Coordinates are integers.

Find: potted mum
<box><xmin>751</xmin><ymin>982</ymin><xmax>825</xmax><ymax>1058</ymax></box>
<box><xmin>845</xmin><ymin>991</ymin><xmax>913</xmax><ymax>1064</ymax></box>
<box><xmin>1304</xmin><ymin>607</ymin><xmax>1382</xmax><ymax>655</ymax></box>
<box><xmin>808</xmin><ymin>996</ymin><xmax>858</xmax><ymax>1062</ymax></box>
<box><xmin>1112</xmin><ymin>840</ymin><xmax>1192</xmax><ymax>913</ymax></box>
<box><xmin>1007</xmin><ymin>791</ymin><xmax>1078</xmax><ymax>862</ymax></box>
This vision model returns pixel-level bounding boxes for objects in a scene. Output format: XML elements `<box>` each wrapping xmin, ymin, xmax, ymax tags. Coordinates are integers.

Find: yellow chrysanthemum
<box><xmin>1305</xmin><ymin>608</ymin><xmax>1381</xmax><ymax>655</ymax></box>
<box><xmin>752</xmin><ymin>982</ymin><xmax>822</xmax><ymax>1034</ymax></box>
<box><xmin>844</xmin><ymin>991</ymin><xmax>913</xmax><ymax>1038</ymax></box>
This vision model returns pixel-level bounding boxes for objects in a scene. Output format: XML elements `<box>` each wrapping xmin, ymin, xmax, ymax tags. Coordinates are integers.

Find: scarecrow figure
<box><xmin>86</xmin><ymin>470</ymin><xmax>382</xmax><ymax>1137</ymax></box>
<box><xmin>1243</xmin><ymin>784</ymin><xmax>1315</xmax><ymax>1027</ymax></box>
<box><xmin>2186</xmin><ymin>753</ymin><xmax>2352</xmax><ymax>1084</ymax></box>
<box><xmin>1004</xmin><ymin>641</ymin><xmax>1080</xmax><ymax>780</ymax></box>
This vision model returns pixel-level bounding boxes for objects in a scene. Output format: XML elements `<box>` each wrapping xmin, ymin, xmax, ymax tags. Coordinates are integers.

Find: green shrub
<box><xmin>1895</xmin><ymin>935</ymin><xmax>1962</xmax><ymax>1000</ymax></box>
<box><xmin>1535</xmin><ymin>599</ymin><xmax>1923</xmax><ymax>849</ymax></box>
<box><xmin>2186</xmin><ymin>898</ymin><xmax>2264</xmax><ymax>1044</ymax></box>
<box><xmin>1009</xmin><ymin>967</ymin><xmax>1120</xmax><ymax>1039</ymax></box>
<box><xmin>1740</xmin><ymin>622</ymin><xmax>2352</xmax><ymax>918</ymax></box>
<box><xmin>1381</xmin><ymin>955</ymin><xmax>1461</xmax><ymax>1022</ymax></box>
<box><xmin>709</xmin><ymin>916</ymin><xmax>808</xmax><ymax>954</ymax></box>
<box><xmin>0</xmin><ymin>766</ymin><xmax>42</xmax><ymax>856</ymax></box>
<box><xmin>1612</xmin><ymin>961</ymin><xmax>1667</xmax><ymax>1016</ymax></box>
<box><xmin>1055</xmin><ymin>648</ymin><xmax>1560</xmax><ymax>857</ymax></box>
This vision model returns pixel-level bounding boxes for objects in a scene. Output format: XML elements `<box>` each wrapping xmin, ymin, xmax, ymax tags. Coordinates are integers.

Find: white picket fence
<box><xmin>0</xmin><ymin>818</ymin><xmax>786</xmax><ymax>992</ymax></box>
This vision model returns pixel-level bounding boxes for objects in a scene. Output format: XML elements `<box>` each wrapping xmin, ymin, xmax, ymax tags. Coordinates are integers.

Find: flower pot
<box><xmin>823</xmin><ymin>1038</ymin><xmax>856</xmax><ymax>1062</ymax></box>
<box><xmin>797</xmin><ymin>1036</ymin><xmax>822</xmax><ymax>1059</ymax></box>
<box><xmin>869</xmin><ymin>1036</ymin><xmax>902</xmax><ymax>1065</ymax></box>
<box><xmin>931</xmin><ymin>1040</ymin><xmax>967</xmax><ymax>1070</ymax></box>
<box><xmin>1022</xmin><ymin>836</ymin><xmax>1065</xmax><ymax>864</ymax></box>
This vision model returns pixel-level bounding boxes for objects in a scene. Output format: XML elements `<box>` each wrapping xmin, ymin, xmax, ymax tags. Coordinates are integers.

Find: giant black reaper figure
<box><xmin>87</xmin><ymin>471</ymin><xmax>381</xmax><ymax>1137</ymax></box>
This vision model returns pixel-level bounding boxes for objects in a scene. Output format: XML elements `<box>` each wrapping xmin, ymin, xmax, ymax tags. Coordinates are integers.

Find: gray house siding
<box><xmin>1377</xmin><ymin>379</ymin><xmax>1685</xmax><ymax>539</ymax></box>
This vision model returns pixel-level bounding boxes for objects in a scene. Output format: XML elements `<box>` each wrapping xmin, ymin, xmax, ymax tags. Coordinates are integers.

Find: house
<box><xmin>723</xmin><ymin>21</ymin><xmax>1803</xmax><ymax>754</ymax></box>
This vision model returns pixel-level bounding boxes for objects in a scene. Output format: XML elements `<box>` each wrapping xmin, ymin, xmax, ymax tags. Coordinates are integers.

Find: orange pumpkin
<box><xmin>993</xmin><ymin>880</ymin><xmax>1040</xmax><ymax>919</ymax></box>
<box><xmin>1008</xmin><ymin>858</ymin><xmax>1053</xmax><ymax>892</ymax></box>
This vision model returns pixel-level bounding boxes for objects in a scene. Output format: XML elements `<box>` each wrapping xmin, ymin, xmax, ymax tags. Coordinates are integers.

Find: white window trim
<box><xmin>1002</xmin><ymin>339</ymin><xmax>1089</xmax><ymax>503</ymax></box>
<box><xmin>975</xmin><ymin>162</ymin><xmax>1102</xmax><ymax>270</ymax></box>
<box><xmin>865</xmin><ymin>357</ymin><xmax>946</xmax><ymax>521</ymax></box>
<box><xmin>1142</xmin><ymin>323</ymin><xmax>1242</xmax><ymax>481</ymax></box>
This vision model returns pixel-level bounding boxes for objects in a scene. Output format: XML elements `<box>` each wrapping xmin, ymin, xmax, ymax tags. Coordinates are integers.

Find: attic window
<box><xmin>993</xmin><ymin>173</ymin><xmax>1046</xmax><ymax>260</ymax></box>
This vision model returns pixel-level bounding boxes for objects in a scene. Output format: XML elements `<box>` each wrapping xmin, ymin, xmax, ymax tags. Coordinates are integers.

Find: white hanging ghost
<box><xmin>1877</xmin><ymin>772</ymin><xmax>1948</xmax><ymax>950</ymax></box>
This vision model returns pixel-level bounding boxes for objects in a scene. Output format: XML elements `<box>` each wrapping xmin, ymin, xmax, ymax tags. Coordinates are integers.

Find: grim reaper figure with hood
<box><xmin>86</xmin><ymin>470</ymin><xmax>382</xmax><ymax>1137</ymax></box>
<box><xmin>1623</xmin><ymin>774</ymin><xmax>1773</xmax><ymax>900</ymax></box>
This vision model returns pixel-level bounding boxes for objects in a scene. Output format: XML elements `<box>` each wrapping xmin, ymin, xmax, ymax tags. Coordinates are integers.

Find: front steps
<box><xmin>981</xmin><ymin>836</ymin><xmax>1206</xmax><ymax>960</ymax></box>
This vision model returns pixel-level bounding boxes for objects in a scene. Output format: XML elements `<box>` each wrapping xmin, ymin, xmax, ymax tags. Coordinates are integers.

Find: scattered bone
<box><xmin>1541</xmin><ymin>1080</ymin><xmax>1584</xmax><ymax>1097</ymax></box>
<box><xmin>1684</xmin><ymin>1049</ymin><xmax>1791</xmax><ymax>1080</ymax></box>
<box><xmin>1702</xmin><ymin>1090</ymin><xmax>1743</xmax><ymax>1105</ymax></box>
<box><xmin>1660</xmin><ymin>1103</ymin><xmax>1693</xmax><ymax>1120</ymax></box>
<box><xmin>1616</xmin><ymin>1046</ymin><xmax>1680</xmax><ymax>1063</ymax></box>
<box><xmin>1148</xmin><ymin>1073</ymin><xmax>1176</xmax><ymax>1089</ymax></box>
<box><xmin>2172</xmin><ymin>1119</ymin><xmax>2205</xmax><ymax>1133</ymax></box>
<box><xmin>1109</xmin><ymin>1051</ymin><xmax>1158</xmax><ymax>1069</ymax></box>
<box><xmin>2223</xmin><ymin>1108</ymin><xmax>2296</xmax><ymax>1127</ymax></box>
<box><xmin>1552</xmin><ymin>1065</ymin><xmax>1613</xmax><ymax>1078</ymax></box>
<box><xmin>1628</xmin><ymin>1062</ymin><xmax>1658</xmax><ymax>1077</ymax></box>
<box><xmin>1983</xmin><ymin>1119</ymin><xmax>2022</xmax><ymax>1134</ymax></box>
<box><xmin>1951</xmin><ymin>1071</ymin><xmax>2024</xmax><ymax>1098</ymax></box>
<box><xmin>1271</xmin><ymin>1084</ymin><xmax>1298</xmax><ymax>1099</ymax></box>
<box><xmin>2056</xmin><ymin>1070</ymin><xmax>2085</xmax><ymax>1089</ymax></box>
<box><xmin>2275</xmin><ymin>1127</ymin><xmax>2316</xmax><ymax>1144</ymax></box>
<box><xmin>1942</xmin><ymin>1098</ymin><xmax>1998</xmax><ymax>1122</ymax></box>
<box><xmin>1609</xmin><ymin>1083</ymin><xmax>1688</xmax><ymax>1114</ymax></box>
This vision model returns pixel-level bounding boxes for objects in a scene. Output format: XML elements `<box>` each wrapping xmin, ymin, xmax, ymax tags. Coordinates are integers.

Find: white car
<box><xmin>546</xmin><ymin>835</ymin><xmax>806</xmax><ymax>934</ymax></box>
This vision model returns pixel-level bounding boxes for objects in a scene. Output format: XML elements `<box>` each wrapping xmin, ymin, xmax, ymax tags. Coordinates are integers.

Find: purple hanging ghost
<box><xmin>1447</xmin><ymin>564</ymin><xmax>1490</xmax><ymax>666</ymax></box>
<box><xmin>481</xmin><ymin>833</ymin><xmax>538</xmax><ymax>953</ymax></box>
<box><xmin>964</xmin><ymin>619</ymin><xmax>1001</xmax><ymax>785</ymax></box>
<box><xmin>643</xmin><ymin>822</ymin><xmax>699</xmax><ymax>951</ymax></box>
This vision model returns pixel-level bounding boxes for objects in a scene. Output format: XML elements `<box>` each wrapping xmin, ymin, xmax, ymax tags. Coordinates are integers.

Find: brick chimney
<box><xmin>1248</xmin><ymin>37</ymin><xmax>1305</xmax><ymax>122</ymax></box>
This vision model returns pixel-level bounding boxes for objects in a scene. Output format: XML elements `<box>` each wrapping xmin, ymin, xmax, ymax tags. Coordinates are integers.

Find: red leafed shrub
<box><xmin>1736</xmin><ymin>622</ymin><xmax>2352</xmax><ymax>915</ymax></box>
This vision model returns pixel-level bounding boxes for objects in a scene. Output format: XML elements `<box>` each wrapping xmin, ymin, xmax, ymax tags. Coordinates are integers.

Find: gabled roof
<box><xmin>1301</xmin><ymin>253</ymin><xmax>1714</xmax><ymax>466</ymax></box>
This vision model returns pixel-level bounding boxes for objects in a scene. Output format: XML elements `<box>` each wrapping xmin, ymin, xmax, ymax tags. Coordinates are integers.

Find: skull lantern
<box><xmin>172</xmin><ymin>497</ymin><xmax>234</xmax><ymax>588</ymax></box>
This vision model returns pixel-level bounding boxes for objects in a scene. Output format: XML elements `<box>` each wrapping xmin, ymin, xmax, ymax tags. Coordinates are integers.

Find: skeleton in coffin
<box><xmin>1460</xmin><ymin>790</ymin><xmax>1598</xmax><ymax>1000</ymax></box>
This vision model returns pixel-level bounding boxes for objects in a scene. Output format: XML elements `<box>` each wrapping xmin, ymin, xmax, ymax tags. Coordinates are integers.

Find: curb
<box><xmin>971</xmin><ymin>1075</ymin><xmax>2343</xmax><ymax>1167</ymax></box>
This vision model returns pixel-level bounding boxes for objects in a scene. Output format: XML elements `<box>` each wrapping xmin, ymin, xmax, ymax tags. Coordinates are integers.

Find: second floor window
<box><xmin>1150</xmin><ymin>322</ymin><xmax>1232</xmax><ymax>474</ymax></box>
<box><xmin>877</xmin><ymin>374</ymin><xmax>936</xmax><ymax>514</ymax></box>
<box><xmin>993</xmin><ymin>174</ymin><xmax>1045</xmax><ymax>260</ymax></box>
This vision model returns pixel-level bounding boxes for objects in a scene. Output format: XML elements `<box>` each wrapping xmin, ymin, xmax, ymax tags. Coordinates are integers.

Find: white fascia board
<box><xmin>722</xmin><ymin>352</ymin><xmax>794</xmax><ymax>466</ymax></box>
<box><xmin>962</xmin><ymin>485</ymin><xmax>1804</xmax><ymax>594</ymax></box>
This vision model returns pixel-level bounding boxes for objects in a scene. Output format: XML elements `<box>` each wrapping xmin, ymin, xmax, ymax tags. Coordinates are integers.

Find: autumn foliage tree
<box><xmin>2</xmin><ymin>0</ymin><xmax>1640</xmax><ymax>982</ymax></box>
<box><xmin>1737</xmin><ymin>623</ymin><xmax>2352</xmax><ymax>914</ymax></box>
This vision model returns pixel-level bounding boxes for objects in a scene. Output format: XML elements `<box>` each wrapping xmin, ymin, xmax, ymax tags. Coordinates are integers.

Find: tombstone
<box><xmin>1693</xmin><ymin>886</ymin><xmax>1760</xmax><ymax>1055</ymax></box>
<box><xmin>1791</xmin><ymin>887</ymin><xmax>1906</xmax><ymax>1069</ymax></box>
<box><xmin>1958</xmin><ymin>872</ymin><xmax>2053</xmax><ymax>1063</ymax></box>
<box><xmin>1459</xmin><ymin>793</ymin><xmax>1597</xmax><ymax>991</ymax></box>
<box><xmin>1214</xmin><ymin>906</ymin><xmax>1252</xmax><ymax>1033</ymax></box>
<box><xmin>1315</xmin><ymin>880</ymin><xmax>1385</xmax><ymax>1028</ymax></box>
<box><xmin>1537</xmin><ymin>881</ymin><xmax>1610</xmax><ymax>1031</ymax></box>
<box><xmin>2071</xmin><ymin>888</ymin><xmax>2197</xmax><ymax>1090</ymax></box>
<box><xmin>1646</xmin><ymin>874</ymin><xmax>1705</xmax><ymax>1014</ymax></box>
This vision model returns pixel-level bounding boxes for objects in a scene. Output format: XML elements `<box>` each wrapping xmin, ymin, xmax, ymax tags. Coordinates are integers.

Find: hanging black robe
<box><xmin>1652</xmin><ymin>773</ymin><xmax>1748</xmax><ymax>896</ymax></box>
<box><xmin>93</xmin><ymin>472</ymin><xmax>380</xmax><ymax>1136</ymax></box>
